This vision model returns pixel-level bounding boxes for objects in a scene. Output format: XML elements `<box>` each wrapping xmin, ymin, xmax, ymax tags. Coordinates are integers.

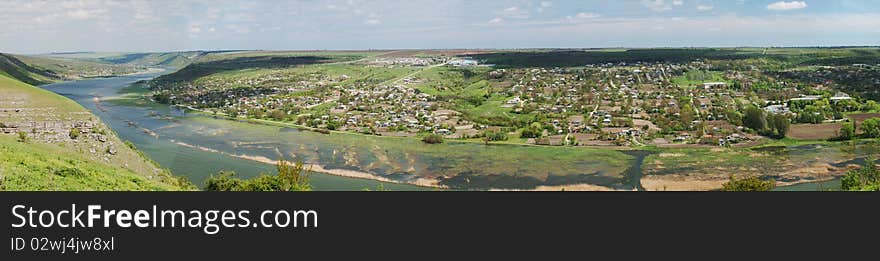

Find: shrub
<box><xmin>422</xmin><ymin>134</ymin><xmax>444</xmax><ymax>144</ymax></box>
<box><xmin>721</xmin><ymin>175</ymin><xmax>775</xmax><ymax>191</ymax></box>
<box><xmin>482</xmin><ymin>130</ymin><xmax>509</xmax><ymax>143</ymax></box>
<box><xmin>841</xmin><ymin>157</ymin><xmax>880</xmax><ymax>191</ymax></box>
<box><xmin>54</xmin><ymin>167</ymin><xmax>86</xmax><ymax>177</ymax></box>
<box><xmin>836</xmin><ymin>121</ymin><xmax>855</xmax><ymax>141</ymax></box>
<box><xmin>861</xmin><ymin>118</ymin><xmax>880</xmax><ymax>138</ymax></box>
<box><xmin>69</xmin><ymin>128</ymin><xmax>81</xmax><ymax>140</ymax></box>
<box><xmin>17</xmin><ymin>132</ymin><xmax>27</xmax><ymax>143</ymax></box>
<box><xmin>204</xmin><ymin>160</ymin><xmax>312</xmax><ymax>191</ymax></box>
<box><xmin>204</xmin><ymin>171</ymin><xmax>243</xmax><ymax>191</ymax></box>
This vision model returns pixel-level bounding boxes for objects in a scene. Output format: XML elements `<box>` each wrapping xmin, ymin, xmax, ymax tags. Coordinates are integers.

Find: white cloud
<box><xmin>365</xmin><ymin>19</ymin><xmax>382</xmax><ymax>25</ymax></box>
<box><xmin>497</xmin><ymin>6</ymin><xmax>530</xmax><ymax>19</ymax></box>
<box><xmin>538</xmin><ymin>1</ymin><xmax>552</xmax><ymax>12</ymax></box>
<box><xmin>767</xmin><ymin>1</ymin><xmax>808</xmax><ymax>11</ymax></box>
<box><xmin>697</xmin><ymin>5</ymin><xmax>714</xmax><ymax>11</ymax></box>
<box><xmin>66</xmin><ymin>9</ymin><xmax>108</xmax><ymax>20</ymax></box>
<box><xmin>642</xmin><ymin>0</ymin><xmax>678</xmax><ymax>12</ymax></box>
<box><xmin>488</xmin><ymin>17</ymin><xmax>504</xmax><ymax>25</ymax></box>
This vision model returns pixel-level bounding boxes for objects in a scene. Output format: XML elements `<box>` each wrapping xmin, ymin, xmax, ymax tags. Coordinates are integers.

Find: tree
<box><xmin>269</xmin><ymin>110</ymin><xmax>286</xmax><ymax>121</ymax></box>
<box><xmin>721</xmin><ymin>175</ymin><xmax>775</xmax><ymax>191</ymax></box>
<box><xmin>325</xmin><ymin>121</ymin><xmax>339</xmax><ymax>130</ymax></box>
<box><xmin>742</xmin><ymin>106</ymin><xmax>766</xmax><ymax>131</ymax></box>
<box><xmin>766</xmin><ymin>114</ymin><xmax>790</xmax><ymax>139</ymax></box>
<box><xmin>481</xmin><ymin>130</ymin><xmax>508</xmax><ymax>145</ymax></box>
<box><xmin>861</xmin><ymin>118</ymin><xmax>880</xmax><ymax>138</ymax></box>
<box><xmin>862</xmin><ymin>100</ymin><xmax>880</xmax><ymax>112</ymax></box>
<box><xmin>841</xmin><ymin>157</ymin><xmax>880</xmax><ymax>191</ymax></box>
<box><xmin>837</xmin><ymin>121</ymin><xmax>855</xmax><ymax>140</ymax></box>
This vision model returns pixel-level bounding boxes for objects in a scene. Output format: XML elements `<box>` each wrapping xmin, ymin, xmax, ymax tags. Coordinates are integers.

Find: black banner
<box><xmin>2</xmin><ymin>192</ymin><xmax>878</xmax><ymax>260</ymax></box>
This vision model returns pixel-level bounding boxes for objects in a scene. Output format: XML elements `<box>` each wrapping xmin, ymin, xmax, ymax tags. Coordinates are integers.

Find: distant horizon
<box><xmin>14</xmin><ymin>45</ymin><xmax>880</xmax><ymax>56</ymax></box>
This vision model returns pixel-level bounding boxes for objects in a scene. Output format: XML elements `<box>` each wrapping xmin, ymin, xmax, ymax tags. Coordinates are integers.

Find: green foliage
<box><xmin>862</xmin><ymin>100</ymin><xmax>880</xmax><ymax>112</ymax></box>
<box><xmin>277</xmin><ymin>160</ymin><xmax>312</xmax><ymax>191</ymax></box>
<box><xmin>204</xmin><ymin>160</ymin><xmax>312</xmax><ymax>191</ymax></box>
<box><xmin>861</xmin><ymin>118</ymin><xmax>880</xmax><ymax>138</ymax></box>
<box><xmin>325</xmin><ymin>121</ymin><xmax>339</xmax><ymax>131</ymax></box>
<box><xmin>152</xmin><ymin>92</ymin><xmax>171</xmax><ymax>104</ymax></box>
<box><xmin>17</xmin><ymin>131</ymin><xmax>27</xmax><ymax>143</ymax></box>
<box><xmin>204</xmin><ymin>171</ymin><xmax>242</xmax><ymax>191</ymax></box>
<box><xmin>268</xmin><ymin>110</ymin><xmax>287</xmax><ymax>121</ymax></box>
<box><xmin>422</xmin><ymin>134</ymin><xmax>444</xmax><ymax>144</ymax></box>
<box><xmin>766</xmin><ymin>114</ymin><xmax>790</xmax><ymax>139</ymax></box>
<box><xmin>69</xmin><ymin>128</ymin><xmax>81</xmax><ymax>140</ymax></box>
<box><xmin>743</xmin><ymin>106</ymin><xmax>767</xmax><ymax>131</ymax></box>
<box><xmin>54</xmin><ymin>167</ymin><xmax>86</xmax><ymax>178</ymax></box>
<box><xmin>837</xmin><ymin>121</ymin><xmax>856</xmax><ymax>141</ymax></box>
<box><xmin>482</xmin><ymin>130</ymin><xmax>509</xmax><ymax>144</ymax></box>
<box><xmin>90</xmin><ymin>127</ymin><xmax>106</xmax><ymax>135</ymax></box>
<box><xmin>841</xmin><ymin>157</ymin><xmax>880</xmax><ymax>191</ymax></box>
<box><xmin>721</xmin><ymin>175</ymin><xmax>776</xmax><ymax>191</ymax></box>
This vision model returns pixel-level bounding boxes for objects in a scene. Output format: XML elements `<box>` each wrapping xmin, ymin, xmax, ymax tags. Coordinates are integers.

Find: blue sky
<box><xmin>1</xmin><ymin>0</ymin><xmax>879</xmax><ymax>54</ymax></box>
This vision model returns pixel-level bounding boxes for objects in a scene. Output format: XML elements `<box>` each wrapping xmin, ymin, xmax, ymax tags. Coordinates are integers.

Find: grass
<box><xmin>0</xmin><ymin>135</ymin><xmax>181</xmax><ymax>191</ymax></box>
<box><xmin>0</xmin><ymin>75</ymin><xmax>89</xmax><ymax>122</ymax></box>
<box><xmin>670</xmin><ymin>70</ymin><xmax>728</xmax><ymax>88</ymax></box>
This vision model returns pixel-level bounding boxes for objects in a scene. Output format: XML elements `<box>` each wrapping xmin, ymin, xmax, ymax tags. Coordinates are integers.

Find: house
<box><xmin>703</xmin><ymin>82</ymin><xmax>727</xmax><ymax>89</ymax></box>
<box><xmin>830</xmin><ymin>92</ymin><xmax>853</xmax><ymax>102</ymax></box>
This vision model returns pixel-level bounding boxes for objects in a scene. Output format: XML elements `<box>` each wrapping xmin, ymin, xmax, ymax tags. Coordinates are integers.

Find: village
<box><xmin>146</xmin><ymin>53</ymin><xmax>880</xmax><ymax>149</ymax></box>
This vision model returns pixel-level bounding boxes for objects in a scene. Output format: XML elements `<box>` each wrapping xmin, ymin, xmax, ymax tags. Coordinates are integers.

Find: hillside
<box><xmin>0</xmin><ymin>53</ymin><xmax>59</xmax><ymax>85</ymax></box>
<box><xmin>13</xmin><ymin>54</ymin><xmax>146</xmax><ymax>81</ymax></box>
<box><xmin>0</xmin><ymin>75</ymin><xmax>193</xmax><ymax>191</ymax></box>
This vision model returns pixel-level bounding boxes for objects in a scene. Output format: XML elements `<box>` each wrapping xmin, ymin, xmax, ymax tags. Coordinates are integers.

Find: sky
<box><xmin>1</xmin><ymin>0</ymin><xmax>880</xmax><ymax>54</ymax></box>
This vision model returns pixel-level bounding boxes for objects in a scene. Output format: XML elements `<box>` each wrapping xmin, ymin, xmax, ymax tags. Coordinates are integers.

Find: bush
<box><xmin>861</xmin><ymin>118</ymin><xmax>880</xmax><ymax>138</ymax></box>
<box><xmin>721</xmin><ymin>175</ymin><xmax>775</xmax><ymax>191</ymax></box>
<box><xmin>17</xmin><ymin>132</ymin><xmax>27</xmax><ymax>143</ymax></box>
<box><xmin>422</xmin><ymin>134</ymin><xmax>444</xmax><ymax>144</ymax></box>
<box><xmin>204</xmin><ymin>171</ymin><xmax>243</xmax><ymax>191</ymax></box>
<box><xmin>69</xmin><ymin>128</ymin><xmax>81</xmax><ymax>140</ymax></box>
<box><xmin>482</xmin><ymin>130</ymin><xmax>509</xmax><ymax>143</ymax></box>
<box><xmin>836</xmin><ymin>121</ymin><xmax>855</xmax><ymax>141</ymax></box>
<box><xmin>204</xmin><ymin>160</ymin><xmax>312</xmax><ymax>191</ymax></box>
<box><xmin>841</xmin><ymin>157</ymin><xmax>880</xmax><ymax>191</ymax></box>
<box><xmin>54</xmin><ymin>167</ymin><xmax>86</xmax><ymax>177</ymax></box>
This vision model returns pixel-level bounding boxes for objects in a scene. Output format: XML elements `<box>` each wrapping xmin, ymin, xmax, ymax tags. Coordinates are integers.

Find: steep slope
<box><xmin>0</xmin><ymin>75</ymin><xmax>193</xmax><ymax>191</ymax></box>
<box><xmin>0</xmin><ymin>53</ymin><xmax>59</xmax><ymax>85</ymax></box>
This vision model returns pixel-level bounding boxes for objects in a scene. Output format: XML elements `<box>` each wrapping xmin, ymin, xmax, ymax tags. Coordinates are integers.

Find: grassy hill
<box><xmin>0</xmin><ymin>75</ymin><xmax>194</xmax><ymax>191</ymax></box>
<box><xmin>0</xmin><ymin>53</ymin><xmax>59</xmax><ymax>85</ymax></box>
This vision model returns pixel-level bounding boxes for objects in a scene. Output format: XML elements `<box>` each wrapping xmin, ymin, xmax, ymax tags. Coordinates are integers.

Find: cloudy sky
<box><xmin>1</xmin><ymin>0</ymin><xmax>879</xmax><ymax>54</ymax></box>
